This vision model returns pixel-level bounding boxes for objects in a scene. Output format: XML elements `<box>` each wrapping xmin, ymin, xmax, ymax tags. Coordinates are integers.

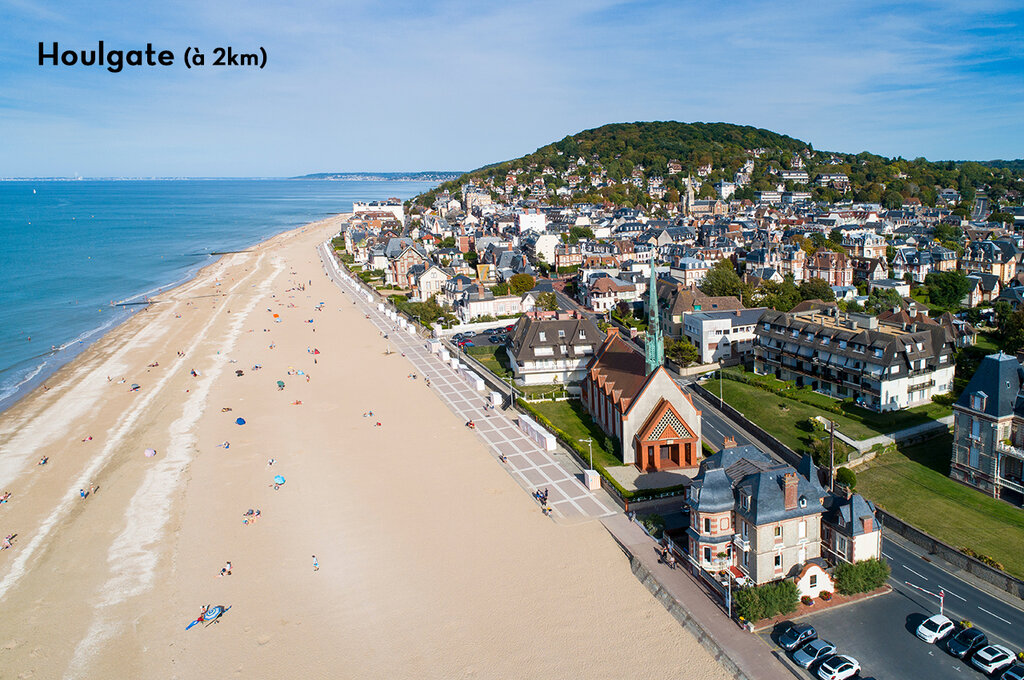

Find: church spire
<box><xmin>645</xmin><ymin>258</ymin><xmax>664</xmax><ymax>375</ymax></box>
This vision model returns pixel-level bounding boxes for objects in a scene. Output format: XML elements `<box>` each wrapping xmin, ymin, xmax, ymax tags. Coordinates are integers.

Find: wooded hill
<box><xmin>412</xmin><ymin>121</ymin><xmax>1024</xmax><ymax>210</ymax></box>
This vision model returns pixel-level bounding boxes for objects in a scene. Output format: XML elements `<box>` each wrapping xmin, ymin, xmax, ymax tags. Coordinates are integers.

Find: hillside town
<box><xmin>332</xmin><ymin>148</ymin><xmax>1024</xmax><ymax>678</ymax></box>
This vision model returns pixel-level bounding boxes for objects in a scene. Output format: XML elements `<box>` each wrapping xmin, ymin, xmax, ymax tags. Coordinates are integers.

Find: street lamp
<box><xmin>580</xmin><ymin>437</ymin><xmax>594</xmax><ymax>470</ymax></box>
<box><xmin>718</xmin><ymin>360</ymin><xmax>724</xmax><ymax>409</ymax></box>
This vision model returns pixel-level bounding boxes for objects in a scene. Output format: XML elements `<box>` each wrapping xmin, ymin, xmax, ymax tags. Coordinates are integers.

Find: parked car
<box><xmin>916</xmin><ymin>614</ymin><xmax>955</xmax><ymax>643</ymax></box>
<box><xmin>503</xmin><ymin>324</ymin><xmax>515</xmax><ymax>332</ymax></box>
<box><xmin>971</xmin><ymin>645</ymin><xmax>1015</xmax><ymax>675</ymax></box>
<box><xmin>778</xmin><ymin>623</ymin><xmax>817</xmax><ymax>651</ymax></box>
<box><xmin>484</xmin><ymin>328</ymin><xmax>499</xmax><ymax>335</ymax></box>
<box><xmin>816</xmin><ymin>655</ymin><xmax>860</xmax><ymax>680</ymax></box>
<box><xmin>488</xmin><ymin>335</ymin><xmax>502</xmax><ymax>344</ymax></box>
<box><xmin>947</xmin><ymin>627</ymin><xmax>988</xmax><ymax>659</ymax></box>
<box><xmin>792</xmin><ymin>638</ymin><xmax>836</xmax><ymax>669</ymax></box>
<box><xmin>461</xmin><ymin>340</ymin><xmax>475</xmax><ymax>348</ymax></box>
<box><xmin>1001</xmin><ymin>664</ymin><xmax>1024</xmax><ymax>680</ymax></box>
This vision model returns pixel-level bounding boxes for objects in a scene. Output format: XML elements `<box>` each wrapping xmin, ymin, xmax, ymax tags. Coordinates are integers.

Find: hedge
<box><xmin>734</xmin><ymin>580</ymin><xmax>799</xmax><ymax>622</ymax></box>
<box><xmin>834</xmin><ymin>558</ymin><xmax>891</xmax><ymax>595</ymax></box>
<box><xmin>835</xmin><ymin>467</ymin><xmax>857</xmax><ymax>490</ymax></box>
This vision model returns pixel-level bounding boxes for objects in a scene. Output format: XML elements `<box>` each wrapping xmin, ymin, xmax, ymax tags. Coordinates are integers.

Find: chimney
<box><xmin>861</xmin><ymin>516</ymin><xmax>873</xmax><ymax>533</ymax></box>
<box><xmin>723</xmin><ymin>435</ymin><xmax>737</xmax><ymax>449</ymax></box>
<box><xmin>783</xmin><ymin>472</ymin><xmax>799</xmax><ymax>510</ymax></box>
<box><xmin>735</xmin><ymin>309</ymin><xmax>741</xmax><ymax>316</ymax></box>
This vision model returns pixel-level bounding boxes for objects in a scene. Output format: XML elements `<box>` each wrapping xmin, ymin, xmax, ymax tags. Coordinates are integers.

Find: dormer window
<box><xmin>799</xmin><ymin>497</ymin><xmax>807</xmax><ymax>508</ymax></box>
<box><xmin>558</xmin><ymin>329</ymin><xmax>566</xmax><ymax>338</ymax></box>
<box><xmin>579</xmin><ymin>330</ymin><xmax>586</xmax><ymax>339</ymax></box>
<box><xmin>539</xmin><ymin>332</ymin><xmax>546</xmax><ymax>342</ymax></box>
<box><xmin>971</xmin><ymin>393</ymin><xmax>987</xmax><ymax>412</ymax></box>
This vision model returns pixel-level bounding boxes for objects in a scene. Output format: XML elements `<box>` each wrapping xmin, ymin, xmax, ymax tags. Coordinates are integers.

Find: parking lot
<box><xmin>765</xmin><ymin>587</ymin><xmax>1019</xmax><ymax>680</ymax></box>
<box><xmin>451</xmin><ymin>325</ymin><xmax>513</xmax><ymax>349</ymax></box>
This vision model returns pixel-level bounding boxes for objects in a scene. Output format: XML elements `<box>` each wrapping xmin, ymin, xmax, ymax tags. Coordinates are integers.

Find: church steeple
<box><xmin>645</xmin><ymin>258</ymin><xmax>664</xmax><ymax>375</ymax></box>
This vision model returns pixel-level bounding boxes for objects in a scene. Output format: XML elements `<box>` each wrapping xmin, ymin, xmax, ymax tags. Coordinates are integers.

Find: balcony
<box><xmin>997</xmin><ymin>440</ymin><xmax>1024</xmax><ymax>461</ymax></box>
<box><xmin>733</xmin><ymin>533</ymin><xmax>750</xmax><ymax>552</ymax></box>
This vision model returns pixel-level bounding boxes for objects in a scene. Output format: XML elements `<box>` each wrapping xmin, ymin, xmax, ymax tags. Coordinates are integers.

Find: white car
<box><xmin>972</xmin><ymin>645</ymin><xmax>1015</xmax><ymax>675</ymax></box>
<box><xmin>916</xmin><ymin>614</ymin><xmax>955</xmax><ymax>643</ymax></box>
<box><xmin>817</xmin><ymin>654</ymin><xmax>861</xmax><ymax>680</ymax></box>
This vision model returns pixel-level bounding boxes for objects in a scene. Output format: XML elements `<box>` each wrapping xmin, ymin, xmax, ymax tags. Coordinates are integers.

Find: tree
<box><xmin>924</xmin><ymin>271</ymin><xmax>970</xmax><ymax>309</ymax></box>
<box><xmin>835</xmin><ymin>467</ymin><xmax>857</xmax><ymax>490</ymax></box>
<box><xmin>537</xmin><ymin>292</ymin><xmax>559</xmax><ymax>311</ymax></box>
<box><xmin>490</xmin><ymin>282</ymin><xmax>509</xmax><ymax>296</ymax></box>
<box><xmin>699</xmin><ymin>265</ymin><xmax>743</xmax><ymax>298</ymax></box>
<box><xmin>988</xmin><ymin>211</ymin><xmax>1015</xmax><ymax>226</ymax></box>
<box><xmin>1002</xmin><ymin>309</ymin><xmax>1024</xmax><ymax>354</ymax></box>
<box><xmin>508</xmin><ymin>273</ymin><xmax>536</xmax><ymax>295</ymax></box>
<box><xmin>846</xmin><ymin>299</ymin><xmax>864</xmax><ymax>313</ymax></box>
<box><xmin>665</xmin><ymin>337</ymin><xmax>699</xmax><ymax>366</ymax></box>
<box><xmin>569</xmin><ymin>225</ymin><xmax>595</xmax><ymax>242</ymax></box>
<box><xmin>828</xmin><ymin>229</ymin><xmax>843</xmax><ymax>245</ymax></box>
<box><xmin>798</xmin><ymin>277</ymin><xmax>836</xmax><ymax>302</ymax></box>
<box><xmin>882</xmin><ymin>190</ymin><xmax>904</xmax><ymax>209</ymax></box>
<box><xmin>865</xmin><ymin>288</ymin><xmax>903</xmax><ymax>313</ymax></box>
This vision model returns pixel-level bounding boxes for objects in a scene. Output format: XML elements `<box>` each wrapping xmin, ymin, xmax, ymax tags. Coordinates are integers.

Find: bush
<box><xmin>932</xmin><ymin>392</ymin><xmax>955</xmax><ymax>406</ymax></box>
<box><xmin>639</xmin><ymin>514</ymin><xmax>665</xmax><ymax>539</ymax></box>
<box><xmin>733</xmin><ymin>580</ymin><xmax>799</xmax><ymax>622</ymax></box>
<box><xmin>834</xmin><ymin>558</ymin><xmax>891</xmax><ymax>595</ymax></box>
<box><xmin>835</xmin><ymin>467</ymin><xmax>857</xmax><ymax>490</ymax></box>
<box><xmin>961</xmin><ymin>547</ymin><xmax>1005</xmax><ymax>571</ymax></box>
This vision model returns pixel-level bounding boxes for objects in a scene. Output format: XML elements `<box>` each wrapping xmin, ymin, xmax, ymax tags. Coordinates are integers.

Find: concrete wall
<box><xmin>690</xmin><ymin>381</ymin><xmax>801</xmax><ymax>467</ymax></box>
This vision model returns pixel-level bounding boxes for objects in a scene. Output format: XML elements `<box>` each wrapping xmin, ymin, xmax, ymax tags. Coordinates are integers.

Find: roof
<box><xmin>955</xmin><ymin>352</ymin><xmax>1024</xmax><ymax>419</ymax></box>
<box><xmin>585</xmin><ymin>332</ymin><xmax>649</xmax><ymax>410</ymax></box>
<box><xmin>822</xmin><ymin>493</ymin><xmax>878</xmax><ymax>537</ymax></box>
<box><xmin>508</xmin><ymin>315</ymin><xmax>602</xmax><ymax>364</ymax></box>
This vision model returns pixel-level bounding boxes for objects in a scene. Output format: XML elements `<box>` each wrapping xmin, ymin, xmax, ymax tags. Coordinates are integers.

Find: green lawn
<box><xmin>721</xmin><ymin>368</ymin><xmax>951</xmax><ymax>440</ymax></box>
<box><xmin>857</xmin><ymin>433</ymin><xmax>1024</xmax><ymax>579</ymax></box>
<box><xmin>465</xmin><ymin>344</ymin><xmax>513</xmax><ymax>379</ymax></box>
<box><xmin>974</xmin><ymin>331</ymin><xmax>1000</xmax><ymax>353</ymax></box>
<box><xmin>526</xmin><ymin>399</ymin><xmax>623</xmax><ymax>469</ymax></box>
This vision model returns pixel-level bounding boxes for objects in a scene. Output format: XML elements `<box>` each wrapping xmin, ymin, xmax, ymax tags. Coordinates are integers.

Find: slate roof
<box><xmin>822</xmin><ymin>493</ymin><xmax>878</xmax><ymax>537</ymax></box>
<box><xmin>955</xmin><ymin>352</ymin><xmax>1024</xmax><ymax>419</ymax></box>
<box><xmin>508</xmin><ymin>315</ymin><xmax>602</xmax><ymax>364</ymax></box>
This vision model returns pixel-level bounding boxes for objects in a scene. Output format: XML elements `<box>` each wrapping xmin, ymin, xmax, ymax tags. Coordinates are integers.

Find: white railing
<box><xmin>732</xmin><ymin>533</ymin><xmax>750</xmax><ymax>552</ymax></box>
<box><xmin>996</xmin><ymin>440</ymin><xmax>1024</xmax><ymax>460</ymax></box>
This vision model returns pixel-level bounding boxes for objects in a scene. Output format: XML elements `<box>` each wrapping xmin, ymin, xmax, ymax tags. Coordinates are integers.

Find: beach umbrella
<box><xmin>273</xmin><ymin>313</ymin><xmax>279</xmax><ymax>318</ymax></box>
<box><xmin>144</xmin><ymin>448</ymin><xmax>157</xmax><ymax>457</ymax></box>
<box><xmin>235</xmin><ymin>417</ymin><xmax>246</xmax><ymax>425</ymax></box>
<box><xmin>273</xmin><ymin>475</ymin><xmax>286</xmax><ymax>485</ymax></box>
<box><xmin>276</xmin><ymin>380</ymin><xmax>285</xmax><ymax>389</ymax></box>
<box><xmin>296</xmin><ymin>370</ymin><xmax>304</xmax><ymax>376</ymax></box>
<box><xmin>313</xmin><ymin>349</ymin><xmax>320</xmax><ymax>355</ymax></box>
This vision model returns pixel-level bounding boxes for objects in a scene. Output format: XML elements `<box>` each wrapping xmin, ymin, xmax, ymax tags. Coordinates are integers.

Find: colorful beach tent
<box><xmin>235</xmin><ymin>417</ymin><xmax>246</xmax><ymax>425</ymax></box>
<box><xmin>144</xmin><ymin>448</ymin><xmax>157</xmax><ymax>457</ymax></box>
<box><xmin>273</xmin><ymin>475</ymin><xmax>286</xmax><ymax>485</ymax></box>
<box><xmin>277</xmin><ymin>380</ymin><xmax>285</xmax><ymax>389</ymax></box>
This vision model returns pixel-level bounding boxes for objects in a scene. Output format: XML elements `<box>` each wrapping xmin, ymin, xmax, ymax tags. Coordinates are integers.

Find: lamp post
<box><xmin>719</xmin><ymin>360</ymin><xmax>724</xmax><ymax>409</ymax></box>
<box><xmin>580</xmin><ymin>437</ymin><xmax>594</xmax><ymax>470</ymax></box>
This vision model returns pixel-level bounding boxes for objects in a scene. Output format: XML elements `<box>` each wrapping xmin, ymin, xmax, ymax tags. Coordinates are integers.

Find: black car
<box><xmin>779</xmin><ymin>623</ymin><xmax>817</xmax><ymax>651</ymax></box>
<box><xmin>947</xmin><ymin>627</ymin><xmax>987</xmax><ymax>659</ymax></box>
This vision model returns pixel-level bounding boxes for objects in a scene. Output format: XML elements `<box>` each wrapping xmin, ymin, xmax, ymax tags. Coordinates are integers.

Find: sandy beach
<box><xmin>0</xmin><ymin>216</ymin><xmax>729</xmax><ymax>680</ymax></box>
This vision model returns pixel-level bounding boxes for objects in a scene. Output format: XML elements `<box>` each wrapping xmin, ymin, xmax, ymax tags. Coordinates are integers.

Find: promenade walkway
<box><xmin>318</xmin><ymin>242</ymin><xmax>616</xmax><ymax>523</ymax></box>
<box><xmin>602</xmin><ymin>514</ymin><xmax>793</xmax><ymax>680</ymax></box>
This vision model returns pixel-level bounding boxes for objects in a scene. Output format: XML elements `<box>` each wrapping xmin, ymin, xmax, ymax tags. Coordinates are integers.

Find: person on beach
<box><xmin>2</xmin><ymin>535</ymin><xmax>12</xmax><ymax>550</ymax></box>
<box><xmin>218</xmin><ymin>561</ymin><xmax>232</xmax><ymax>577</ymax></box>
<box><xmin>267</xmin><ymin>458</ymin><xmax>275</xmax><ymax>466</ymax></box>
<box><xmin>80</xmin><ymin>489</ymin><xmax>86</xmax><ymax>499</ymax></box>
<box><xmin>89</xmin><ymin>484</ymin><xmax>96</xmax><ymax>497</ymax></box>
<box><xmin>82</xmin><ymin>436</ymin><xmax>92</xmax><ymax>442</ymax></box>
<box><xmin>38</xmin><ymin>457</ymin><xmax>48</xmax><ymax>465</ymax></box>
<box><xmin>312</xmin><ymin>555</ymin><xmax>319</xmax><ymax>572</ymax></box>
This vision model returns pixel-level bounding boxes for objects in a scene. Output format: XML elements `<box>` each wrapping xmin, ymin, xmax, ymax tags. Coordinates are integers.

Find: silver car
<box><xmin>792</xmin><ymin>639</ymin><xmax>836</xmax><ymax>669</ymax></box>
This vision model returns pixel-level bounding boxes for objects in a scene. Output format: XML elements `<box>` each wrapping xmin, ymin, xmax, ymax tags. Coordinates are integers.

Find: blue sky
<box><xmin>2</xmin><ymin>0</ymin><xmax>1022</xmax><ymax>176</ymax></box>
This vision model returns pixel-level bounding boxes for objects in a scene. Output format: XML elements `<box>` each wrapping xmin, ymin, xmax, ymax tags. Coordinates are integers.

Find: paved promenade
<box><xmin>318</xmin><ymin>242</ymin><xmax>616</xmax><ymax>523</ymax></box>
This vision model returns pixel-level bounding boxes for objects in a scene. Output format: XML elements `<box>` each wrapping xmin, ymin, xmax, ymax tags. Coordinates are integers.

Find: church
<box><xmin>580</xmin><ymin>262</ymin><xmax>703</xmax><ymax>472</ymax></box>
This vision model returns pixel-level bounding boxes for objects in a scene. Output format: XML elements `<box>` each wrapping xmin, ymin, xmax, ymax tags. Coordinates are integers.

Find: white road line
<box><xmin>882</xmin><ymin>552</ymin><xmax>892</xmax><ymax>559</ymax></box>
<box><xmin>942</xmin><ymin>588</ymin><xmax>965</xmax><ymax>601</ymax></box>
<box><xmin>977</xmin><ymin>607</ymin><xmax>1012</xmax><ymax>625</ymax></box>
<box><xmin>904</xmin><ymin>566</ymin><xmax>928</xmax><ymax>580</ymax></box>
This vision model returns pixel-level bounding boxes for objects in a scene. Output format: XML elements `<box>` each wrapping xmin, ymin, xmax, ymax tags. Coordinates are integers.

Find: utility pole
<box><xmin>829</xmin><ymin>419</ymin><xmax>835</xmax><ymax>492</ymax></box>
<box><xmin>719</xmin><ymin>361</ymin><xmax>724</xmax><ymax>409</ymax></box>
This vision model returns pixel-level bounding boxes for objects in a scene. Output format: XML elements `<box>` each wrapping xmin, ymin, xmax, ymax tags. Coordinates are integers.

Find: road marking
<box><xmin>977</xmin><ymin>607</ymin><xmax>1012</xmax><ymax>625</ymax></box>
<box><xmin>882</xmin><ymin>552</ymin><xmax>892</xmax><ymax>559</ymax></box>
<box><xmin>943</xmin><ymin>588</ymin><xmax>966</xmax><ymax>601</ymax></box>
<box><xmin>904</xmin><ymin>566</ymin><xmax>928</xmax><ymax>580</ymax></box>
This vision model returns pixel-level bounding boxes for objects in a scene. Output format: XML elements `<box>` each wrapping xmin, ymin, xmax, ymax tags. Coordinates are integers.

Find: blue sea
<box><xmin>0</xmin><ymin>179</ymin><xmax>437</xmax><ymax>412</ymax></box>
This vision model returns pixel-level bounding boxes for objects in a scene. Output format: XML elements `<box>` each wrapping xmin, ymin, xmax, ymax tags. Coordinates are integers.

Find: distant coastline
<box><xmin>293</xmin><ymin>171</ymin><xmax>462</xmax><ymax>182</ymax></box>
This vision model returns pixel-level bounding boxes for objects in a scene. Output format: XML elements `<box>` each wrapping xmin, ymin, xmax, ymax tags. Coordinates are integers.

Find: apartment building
<box><xmin>682</xmin><ymin>307</ymin><xmax>767</xmax><ymax>363</ymax></box>
<box><xmin>753</xmin><ymin>308</ymin><xmax>955</xmax><ymax>412</ymax></box>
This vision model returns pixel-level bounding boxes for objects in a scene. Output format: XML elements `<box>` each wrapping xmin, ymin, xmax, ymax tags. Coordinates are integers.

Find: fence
<box><xmin>876</xmin><ymin>509</ymin><xmax>1024</xmax><ymax>601</ymax></box>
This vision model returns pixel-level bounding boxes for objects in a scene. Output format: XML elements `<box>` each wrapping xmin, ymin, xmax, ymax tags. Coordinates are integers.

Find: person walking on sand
<box><xmin>312</xmin><ymin>555</ymin><xmax>319</xmax><ymax>572</ymax></box>
<box><xmin>219</xmin><ymin>561</ymin><xmax>232</xmax><ymax>577</ymax></box>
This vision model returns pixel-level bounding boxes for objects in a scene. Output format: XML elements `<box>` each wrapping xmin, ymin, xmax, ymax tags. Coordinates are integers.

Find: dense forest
<box><xmin>412</xmin><ymin>121</ymin><xmax>1024</xmax><ymax>210</ymax></box>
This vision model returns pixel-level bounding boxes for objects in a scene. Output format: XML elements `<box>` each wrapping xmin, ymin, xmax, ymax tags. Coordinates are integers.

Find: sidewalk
<box><xmin>601</xmin><ymin>514</ymin><xmax>794</xmax><ymax>680</ymax></box>
<box><xmin>819</xmin><ymin>415</ymin><xmax>953</xmax><ymax>453</ymax></box>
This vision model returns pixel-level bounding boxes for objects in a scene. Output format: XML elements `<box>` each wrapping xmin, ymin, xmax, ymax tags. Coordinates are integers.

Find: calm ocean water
<box><xmin>0</xmin><ymin>179</ymin><xmax>436</xmax><ymax>412</ymax></box>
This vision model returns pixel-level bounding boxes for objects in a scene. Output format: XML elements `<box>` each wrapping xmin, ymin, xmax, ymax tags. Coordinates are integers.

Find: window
<box><xmin>837</xmin><ymin>535</ymin><xmax>848</xmax><ymax>554</ymax></box>
<box><xmin>704</xmin><ymin>547</ymin><xmax>712</xmax><ymax>563</ymax></box>
<box><xmin>579</xmin><ymin>330</ymin><xmax>586</xmax><ymax>339</ymax></box>
<box><xmin>971</xmin><ymin>418</ymin><xmax>980</xmax><ymax>439</ymax></box>
<box><xmin>810</xmin><ymin>574</ymin><xmax>818</xmax><ymax>588</ymax></box>
<box><xmin>774</xmin><ymin>554</ymin><xmax>782</xmax><ymax>568</ymax></box>
<box><xmin>763</xmin><ymin>322</ymin><xmax>770</xmax><ymax>331</ymax></box>
<box><xmin>558</xmin><ymin>329</ymin><xmax>565</xmax><ymax>338</ymax></box>
<box><xmin>538</xmin><ymin>332</ymin><xmax>546</xmax><ymax>341</ymax></box>
<box><xmin>798</xmin><ymin>521</ymin><xmax>806</xmax><ymax>539</ymax></box>
<box><xmin>822</xmin><ymin>337</ymin><xmax>830</xmax><ymax>345</ymax></box>
<box><xmin>969</xmin><ymin>444</ymin><xmax>980</xmax><ymax>469</ymax></box>
<box><xmin>774</xmin><ymin>526</ymin><xmax>782</xmax><ymax>538</ymax></box>
<box><xmin>839</xmin><ymin>340</ymin><xmax>847</xmax><ymax>349</ymax></box>
<box><xmin>704</xmin><ymin>518</ymin><xmax>712</xmax><ymax>533</ymax></box>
